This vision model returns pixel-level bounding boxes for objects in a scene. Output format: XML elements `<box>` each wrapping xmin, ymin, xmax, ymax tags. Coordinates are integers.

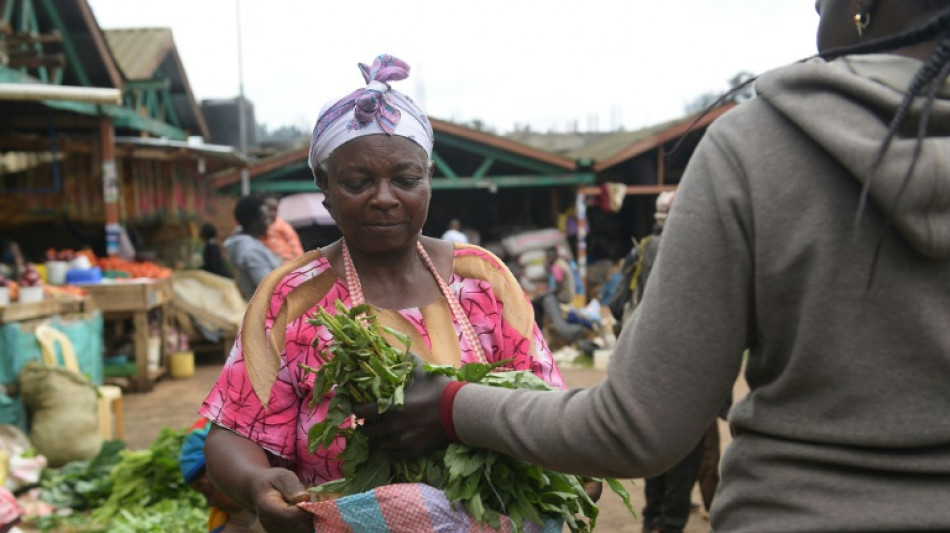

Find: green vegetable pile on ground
<box><xmin>302</xmin><ymin>301</ymin><xmax>636</xmax><ymax>533</ymax></box>
<box><xmin>39</xmin><ymin>440</ymin><xmax>125</xmax><ymax>511</ymax></box>
<box><xmin>30</xmin><ymin>427</ymin><xmax>207</xmax><ymax>533</ymax></box>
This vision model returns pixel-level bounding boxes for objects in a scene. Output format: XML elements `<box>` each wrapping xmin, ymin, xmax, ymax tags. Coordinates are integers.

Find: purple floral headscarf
<box><xmin>308</xmin><ymin>54</ymin><xmax>434</xmax><ymax>179</ymax></box>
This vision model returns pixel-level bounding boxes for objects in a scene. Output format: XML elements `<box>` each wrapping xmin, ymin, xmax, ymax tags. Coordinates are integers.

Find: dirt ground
<box><xmin>122</xmin><ymin>352</ymin><xmax>748</xmax><ymax>533</ymax></box>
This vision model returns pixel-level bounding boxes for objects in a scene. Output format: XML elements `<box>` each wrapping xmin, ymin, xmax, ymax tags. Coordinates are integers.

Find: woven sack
<box><xmin>18</xmin><ymin>361</ymin><xmax>102</xmax><ymax>467</ymax></box>
<box><xmin>299</xmin><ymin>482</ymin><xmax>562</xmax><ymax>533</ymax></box>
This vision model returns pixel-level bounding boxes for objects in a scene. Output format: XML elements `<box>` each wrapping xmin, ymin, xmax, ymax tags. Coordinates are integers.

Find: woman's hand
<box><xmin>204</xmin><ymin>427</ymin><xmax>312</xmax><ymax>533</ymax></box>
<box><xmin>251</xmin><ymin>468</ymin><xmax>313</xmax><ymax>533</ymax></box>
<box><xmin>354</xmin><ymin>353</ymin><xmax>452</xmax><ymax>458</ymax></box>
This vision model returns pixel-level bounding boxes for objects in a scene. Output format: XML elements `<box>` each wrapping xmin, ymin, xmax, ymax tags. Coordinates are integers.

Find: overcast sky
<box><xmin>87</xmin><ymin>1</ymin><xmax>820</xmax><ymax>135</ymax></box>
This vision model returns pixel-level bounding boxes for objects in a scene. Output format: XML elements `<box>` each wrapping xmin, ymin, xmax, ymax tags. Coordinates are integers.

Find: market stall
<box><xmin>78</xmin><ymin>278</ymin><xmax>172</xmax><ymax>393</ymax></box>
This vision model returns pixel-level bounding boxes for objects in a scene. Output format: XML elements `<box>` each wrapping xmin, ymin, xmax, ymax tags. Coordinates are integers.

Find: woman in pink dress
<box><xmin>199</xmin><ymin>54</ymin><xmax>564</xmax><ymax>533</ymax></box>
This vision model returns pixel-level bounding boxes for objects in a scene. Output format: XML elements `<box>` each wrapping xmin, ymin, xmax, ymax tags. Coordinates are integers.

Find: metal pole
<box><xmin>100</xmin><ymin>117</ymin><xmax>120</xmax><ymax>256</ymax></box>
<box><xmin>236</xmin><ymin>0</ymin><xmax>249</xmax><ymax>195</ymax></box>
<box><xmin>575</xmin><ymin>189</ymin><xmax>587</xmax><ymax>303</ymax></box>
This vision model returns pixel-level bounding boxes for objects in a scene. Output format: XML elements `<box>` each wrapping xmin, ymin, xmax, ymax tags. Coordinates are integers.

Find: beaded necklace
<box><xmin>341</xmin><ymin>240</ymin><xmax>487</xmax><ymax>364</ymax></box>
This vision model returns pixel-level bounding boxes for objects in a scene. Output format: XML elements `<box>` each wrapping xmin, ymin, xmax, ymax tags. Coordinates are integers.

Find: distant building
<box><xmin>202</xmin><ymin>97</ymin><xmax>258</xmax><ymax>150</ymax></box>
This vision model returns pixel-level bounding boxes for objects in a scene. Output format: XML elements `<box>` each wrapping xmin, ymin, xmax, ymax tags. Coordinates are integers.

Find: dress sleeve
<box><xmin>199</xmin><ymin>277</ymin><xmax>304</xmax><ymax>460</ymax></box>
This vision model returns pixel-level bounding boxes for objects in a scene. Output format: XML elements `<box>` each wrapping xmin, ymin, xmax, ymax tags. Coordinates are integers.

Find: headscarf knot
<box><xmin>352</xmin><ymin>55</ymin><xmax>409</xmax><ymax>131</ymax></box>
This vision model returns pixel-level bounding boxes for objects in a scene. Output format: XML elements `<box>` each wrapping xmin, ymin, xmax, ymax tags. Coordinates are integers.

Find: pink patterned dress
<box><xmin>199</xmin><ymin>244</ymin><xmax>563</xmax><ymax>486</ymax></box>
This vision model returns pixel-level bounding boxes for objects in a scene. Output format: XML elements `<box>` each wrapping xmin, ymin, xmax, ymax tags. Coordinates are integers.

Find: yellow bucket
<box><xmin>170</xmin><ymin>351</ymin><xmax>195</xmax><ymax>379</ymax></box>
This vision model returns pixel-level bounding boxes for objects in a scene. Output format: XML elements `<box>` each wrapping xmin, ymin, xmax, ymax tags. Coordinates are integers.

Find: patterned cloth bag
<box><xmin>299</xmin><ymin>483</ymin><xmax>562</xmax><ymax>533</ymax></box>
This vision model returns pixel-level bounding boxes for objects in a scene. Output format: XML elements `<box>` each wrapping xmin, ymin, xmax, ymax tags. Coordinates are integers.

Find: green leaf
<box><xmin>309</xmin><ymin>478</ymin><xmax>349</xmax><ymax>494</ymax></box>
<box><xmin>605</xmin><ymin>477</ymin><xmax>638</xmax><ymax>519</ymax></box>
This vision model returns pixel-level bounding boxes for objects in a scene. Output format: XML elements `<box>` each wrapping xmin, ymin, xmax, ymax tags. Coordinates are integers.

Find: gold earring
<box><xmin>854</xmin><ymin>12</ymin><xmax>870</xmax><ymax>37</ymax></box>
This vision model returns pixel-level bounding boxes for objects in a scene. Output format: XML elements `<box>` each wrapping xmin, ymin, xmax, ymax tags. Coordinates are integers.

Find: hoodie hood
<box><xmin>755</xmin><ymin>54</ymin><xmax>950</xmax><ymax>258</ymax></box>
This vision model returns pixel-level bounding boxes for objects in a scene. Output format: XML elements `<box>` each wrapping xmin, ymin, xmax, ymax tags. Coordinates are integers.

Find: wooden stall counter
<box><xmin>0</xmin><ymin>297</ymin><xmax>90</xmax><ymax>324</ymax></box>
<box><xmin>77</xmin><ymin>278</ymin><xmax>171</xmax><ymax>393</ymax></box>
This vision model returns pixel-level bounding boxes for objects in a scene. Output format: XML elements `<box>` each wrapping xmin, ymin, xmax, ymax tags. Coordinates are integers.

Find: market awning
<box><xmin>114</xmin><ymin>136</ymin><xmax>254</xmax><ymax>165</ymax></box>
<box><xmin>0</xmin><ymin>82</ymin><xmax>121</xmax><ymax>104</ymax></box>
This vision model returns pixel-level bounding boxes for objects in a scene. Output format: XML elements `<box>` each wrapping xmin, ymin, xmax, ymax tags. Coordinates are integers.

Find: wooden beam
<box><xmin>7</xmin><ymin>53</ymin><xmax>65</xmax><ymax>69</ymax></box>
<box><xmin>436</xmin><ymin>134</ymin><xmax>567</xmax><ymax>175</ymax></box>
<box><xmin>116</xmin><ymin>148</ymin><xmax>175</xmax><ymax>160</ymax></box>
<box><xmin>0</xmin><ymin>114</ymin><xmax>98</xmax><ymax>131</ymax></box>
<box><xmin>6</xmin><ymin>29</ymin><xmax>61</xmax><ymax>45</ymax></box>
<box><xmin>472</xmin><ymin>156</ymin><xmax>495</xmax><ymax>179</ymax></box>
<box><xmin>161</xmin><ymin>88</ymin><xmax>181</xmax><ymax>127</ymax></box>
<box><xmin>238</xmin><ymin>172</ymin><xmax>597</xmax><ymax>195</ymax></box>
<box><xmin>0</xmin><ymin>133</ymin><xmax>95</xmax><ymax>152</ymax></box>
<box><xmin>123</xmin><ymin>78</ymin><xmax>172</xmax><ymax>91</ymax></box>
<box><xmin>578</xmin><ymin>184</ymin><xmax>677</xmax><ymax>196</ymax></box>
<box><xmin>37</xmin><ymin>0</ymin><xmax>91</xmax><ymax>86</ymax></box>
<box><xmin>208</xmin><ymin>147</ymin><xmax>309</xmax><ymax>188</ymax></box>
<box><xmin>431</xmin><ymin>151</ymin><xmax>457</xmax><ymax>179</ymax></box>
<box><xmin>657</xmin><ymin>147</ymin><xmax>665</xmax><ymax>186</ymax></box>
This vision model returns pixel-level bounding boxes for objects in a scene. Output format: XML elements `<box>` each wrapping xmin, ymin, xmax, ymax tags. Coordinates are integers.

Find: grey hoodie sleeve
<box><xmin>452</xmin><ymin>128</ymin><xmax>748</xmax><ymax>479</ymax></box>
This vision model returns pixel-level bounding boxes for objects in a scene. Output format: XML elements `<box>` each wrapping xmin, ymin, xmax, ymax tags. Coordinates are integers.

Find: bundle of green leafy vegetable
<box><xmin>39</xmin><ymin>440</ymin><xmax>125</xmax><ymax>511</ymax></box>
<box><xmin>302</xmin><ymin>301</ymin><xmax>635</xmax><ymax>533</ymax></box>
<box><xmin>32</xmin><ymin>427</ymin><xmax>207</xmax><ymax>533</ymax></box>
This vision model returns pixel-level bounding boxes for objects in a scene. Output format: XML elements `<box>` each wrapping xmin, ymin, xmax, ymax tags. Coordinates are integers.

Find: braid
<box><xmin>666</xmin><ymin>76</ymin><xmax>756</xmax><ymax>156</ymax></box>
<box><xmin>892</xmin><ymin>36</ymin><xmax>950</xmax><ymax>212</ymax></box>
<box><xmin>853</xmin><ymin>12</ymin><xmax>950</xmax><ymax>290</ymax></box>
<box><xmin>856</xmin><ymin>28</ymin><xmax>950</xmax><ymax>230</ymax></box>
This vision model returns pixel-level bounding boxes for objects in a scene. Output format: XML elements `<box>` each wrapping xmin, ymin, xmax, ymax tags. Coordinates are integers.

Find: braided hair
<box><xmin>819</xmin><ymin>6</ymin><xmax>950</xmax><ymax>288</ymax></box>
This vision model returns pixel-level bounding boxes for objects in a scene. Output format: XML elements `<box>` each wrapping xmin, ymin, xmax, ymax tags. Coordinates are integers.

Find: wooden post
<box><xmin>657</xmin><ymin>147</ymin><xmax>665</xmax><ymax>186</ymax></box>
<box><xmin>99</xmin><ymin>116</ymin><xmax>120</xmax><ymax>256</ymax></box>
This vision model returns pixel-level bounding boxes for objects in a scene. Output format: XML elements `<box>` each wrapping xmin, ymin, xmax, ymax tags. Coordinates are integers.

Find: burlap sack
<box><xmin>18</xmin><ymin>361</ymin><xmax>102</xmax><ymax>467</ymax></box>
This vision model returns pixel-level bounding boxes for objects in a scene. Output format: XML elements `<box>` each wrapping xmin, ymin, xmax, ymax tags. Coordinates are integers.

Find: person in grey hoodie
<box><xmin>224</xmin><ymin>196</ymin><xmax>282</xmax><ymax>300</ymax></box>
<box><xmin>358</xmin><ymin>2</ymin><xmax>950</xmax><ymax>532</ymax></box>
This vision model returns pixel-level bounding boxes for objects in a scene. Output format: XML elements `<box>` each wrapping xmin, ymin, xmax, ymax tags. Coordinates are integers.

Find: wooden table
<box><xmin>78</xmin><ymin>279</ymin><xmax>171</xmax><ymax>392</ymax></box>
<box><xmin>0</xmin><ymin>297</ymin><xmax>91</xmax><ymax>323</ymax></box>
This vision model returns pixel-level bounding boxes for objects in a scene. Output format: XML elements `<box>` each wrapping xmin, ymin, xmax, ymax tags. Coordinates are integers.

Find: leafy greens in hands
<box><xmin>302</xmin><ymin>300</ymin><xmax>636</xmax><ymax>532</ymax></box>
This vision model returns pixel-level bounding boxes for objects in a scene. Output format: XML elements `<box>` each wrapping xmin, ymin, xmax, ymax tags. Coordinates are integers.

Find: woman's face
<box><xmin>815</xmin><ymin>0</ymin><xmax>860</xmax><ymax>53</ymax></box>
<box><xmin>319</xmin><ymin>135</ymin><xmax>432</xmax><ymax>255</ymax></box>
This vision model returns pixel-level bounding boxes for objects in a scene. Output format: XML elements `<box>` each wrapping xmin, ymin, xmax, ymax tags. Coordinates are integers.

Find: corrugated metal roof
<box><xmin>562</xmin><ymin>119</ymin><xmax>680</xmax><ymax>162</ymax></box>
<box><xmin>429</xmin><ymin>118</ymin><xmax>576</xmax><ymax>170</ymax></box>
<box><xmin>562</xmin><ymin>103</ymin><xmax>737</xmax><ymax>169</ymax></box>
<box><xmin>103</xmin><ymin>27</ymin><xmax>174</xmax><ymax>80</ymax></box>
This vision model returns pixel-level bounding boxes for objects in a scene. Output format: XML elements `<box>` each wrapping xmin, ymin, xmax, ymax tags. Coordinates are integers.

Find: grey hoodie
<box><xmin>453</xmin><ymin>55</ymin><xmax>950</xmax><ymax>532</ymax></box>
<box><xmin>223</xmin><ymin>233</ymin><xmax>282</xmax><ymax>299</ymax></box>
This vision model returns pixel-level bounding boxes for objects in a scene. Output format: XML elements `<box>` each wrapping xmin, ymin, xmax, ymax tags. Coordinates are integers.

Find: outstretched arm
<box><xmin>359</xmin><ymin>130</ymin><xmax>749</xmax><ymax>480</ymax></box>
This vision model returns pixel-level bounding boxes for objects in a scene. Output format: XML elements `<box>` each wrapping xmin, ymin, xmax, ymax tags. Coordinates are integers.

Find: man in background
<box><xmin>440</xmin><ymin>218</ymin><xmax>468</xmax><ymax>244</ymax></box>
<box><xmin>224</xmin><ymin>196</ymin><xmax>281</xmax><ymax>299</ymax></box>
